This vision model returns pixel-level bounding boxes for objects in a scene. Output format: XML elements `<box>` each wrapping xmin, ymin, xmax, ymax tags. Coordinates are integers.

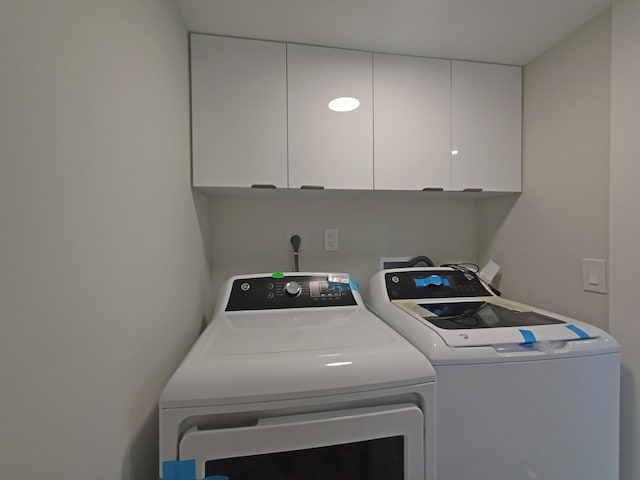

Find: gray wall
<box><xmin>0</xmin><ymin>1</ymin><xmax>210</xmax><ymax>479</ymax></box>
<box><xmin>208</xmin><ymin>194</ymin><xmax>480</xmax><ymax>303</ymax></box>
<box><xmin>610</xmin><ymin>0</ymin><xmax>640</xmax><ymax>477</ymax></box>
<box><xmin>477</xmin><ymin>9</ymin><xmax>612</xmax><ymax>331</ymax></box>
<box><xmin>2</xmin><ymin>1</ymin><xmax>635</xmax><ymax>479</ymax></box>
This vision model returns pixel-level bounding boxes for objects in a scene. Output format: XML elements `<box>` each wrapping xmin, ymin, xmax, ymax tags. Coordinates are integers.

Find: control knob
<box><xmin>284</xmin><ymin>281</ymin><xmax>302</xmax><ymax>297</ymax></box>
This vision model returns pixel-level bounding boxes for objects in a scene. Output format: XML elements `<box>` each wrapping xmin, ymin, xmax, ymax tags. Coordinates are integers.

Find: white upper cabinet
<box><xmin>374</xmin><ymin>54</ymin><xmax>452</xmax><ymax>190</ymax></box>
<box><xmin>451</xmin><ymin>61</ymin><xmax>522</xmax><ymax>192</ymax></box>
<box><xmin>190</xmin><ymin>36</ymin><xmax>522</xmax><ymax>194</ymax></box>
<box><xmin>287</xmin><ymin>44</ymin><xmax>374</xmax><ymax>190</ymax></box>
<box><xmin>191</xmin><ymin>34</ymin><xmax>288</xmax><ymax>188</ymax></box>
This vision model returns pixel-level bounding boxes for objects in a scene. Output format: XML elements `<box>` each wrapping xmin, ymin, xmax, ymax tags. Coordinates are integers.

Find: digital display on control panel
<box><xmin>385</xmin><ymin>270</ymin><xmax>491</xmax><ymax>300</ymax></box>
<box><xmin>226</xmin><ymin>275</ymin><xmax>357</xmax><ymax>311</ymax></box>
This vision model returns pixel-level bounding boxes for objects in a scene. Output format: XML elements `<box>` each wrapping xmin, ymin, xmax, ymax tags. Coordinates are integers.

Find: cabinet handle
<box><xmin>251</xmin><ymin>184</ymin><xmax>277</xmax><ymax>189</ymax></box>
<box><xmin>422</xmin><ymin>187</ymin><xmax>444</xmax><ymax>191</ymax></box>
<box><xmin>300</xmin><ymin>185</ymin><xmax>325</xmax><ymax>190</ymax></box>
<box><xmin>462</xmin><ymin>188</ymin><xmax>483</xmax><ymax>192</ymax></box>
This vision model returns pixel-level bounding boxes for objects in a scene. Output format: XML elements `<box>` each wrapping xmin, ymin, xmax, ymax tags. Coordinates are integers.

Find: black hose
<box><xmin>406</xmin><ymin>255</ymin><xmax>435</xmax><ymax>267</ymax></box>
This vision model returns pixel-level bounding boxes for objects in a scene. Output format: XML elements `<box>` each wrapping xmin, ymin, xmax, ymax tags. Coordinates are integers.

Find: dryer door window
<box><xmin>205</xmin><ymin>436</ymin><xmax>403</xmax><ymax>479</ymax></box>
<box><xmin>179</xmin><ymin>404</ymin><xmax>423</xmax><ymax>480</ymax></box>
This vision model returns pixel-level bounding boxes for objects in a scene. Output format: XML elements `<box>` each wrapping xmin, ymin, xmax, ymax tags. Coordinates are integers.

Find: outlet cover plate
<box><xmin>324</xmin><ymin>228</ymin><xmax>339</xmax><ymax>251</ymax></box>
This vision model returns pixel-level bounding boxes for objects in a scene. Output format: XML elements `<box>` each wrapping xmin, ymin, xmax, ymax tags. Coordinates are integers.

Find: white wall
<box><xmin>477</xmin><ymin>9</ymin><xmax>611</xmax><ymax>331</ymax></box>
<box><xmin>208</xmin><ymin>193</ymin><xmax>480</xmax><ymax>303</ymax></box>
<box><xmin>0</xmin><ymin>1</ymin><xmax>210</xmax><ymax>479</ymax></box>
<box><xmin>610</xmin><ymin>0</ymin><xmax>640</xmax><ymax>477</ymax></box>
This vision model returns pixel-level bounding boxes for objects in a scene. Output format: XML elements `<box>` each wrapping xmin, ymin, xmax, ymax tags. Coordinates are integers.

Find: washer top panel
<box><xmin>368</xmin><ymin>267</ymin><xmax>619</xmax><ymax>363</ymax></box>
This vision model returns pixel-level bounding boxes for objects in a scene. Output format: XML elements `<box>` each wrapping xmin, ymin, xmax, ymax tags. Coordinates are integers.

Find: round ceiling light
<box><xmin>328</xmin><ymin>97</ymin><xmax>360</xmax><ymax>112</ymax></box>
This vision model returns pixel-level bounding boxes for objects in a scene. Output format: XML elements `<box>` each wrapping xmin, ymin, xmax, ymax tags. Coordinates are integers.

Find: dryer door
<box><xmin>178</xmin><ymin>404</ymin><xmax>423</xmax><ymax>480</ymax></box>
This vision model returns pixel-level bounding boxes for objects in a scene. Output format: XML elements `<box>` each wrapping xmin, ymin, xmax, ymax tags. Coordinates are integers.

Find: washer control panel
<box><xmin>226</xmin><ymin>274</ymin><xmax>357</xmax><ymax>311</ymax></box>
<box><xmin>385</xmin><ymin>270</ymin><xmax>490</xmax><ymax>300</ymax></box>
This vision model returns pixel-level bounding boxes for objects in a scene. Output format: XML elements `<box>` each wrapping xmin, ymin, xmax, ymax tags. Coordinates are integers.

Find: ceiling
<box><xmin>174</xmin><ymin>0</ymin><xmax>611</xmax><ymax>65</ymax></box>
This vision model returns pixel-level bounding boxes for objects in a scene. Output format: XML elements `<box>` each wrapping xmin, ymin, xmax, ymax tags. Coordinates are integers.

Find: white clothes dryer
<box><xmin>159</xmin><ymin>272</ymin><xmax>436</xmax><ymax>480</ymax></box>
<box><xmin>369</xmin><ymin>267</ymin><xmax>620</xmax><ymax>480</ymax></box>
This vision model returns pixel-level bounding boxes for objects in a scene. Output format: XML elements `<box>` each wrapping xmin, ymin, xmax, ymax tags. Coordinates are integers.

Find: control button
<box><xmin>284</xmin><ymin>281</ymin><xmax>302</xmax><ymax>297</ymax></box>
<box><xmin>391</xmin><ymin>275</ymin><xmax>400</xmax><ymax>284</ymax></box>
<box><xmin>266</xmin><ymin>291</ymin><xmax>275</xmax><ymax>299</ymax></box>
<box><xmin>267</xmin><ymin>283</ymin><xmax>274</xmax><ymax>289</ymax></box>
<box><xmin>241</xmin><ymin>282</ymin><xmax>250</xmax><ymax>291</ymax></box>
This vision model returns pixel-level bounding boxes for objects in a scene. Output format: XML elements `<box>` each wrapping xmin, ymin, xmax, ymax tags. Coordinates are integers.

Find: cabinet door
<box><xmin>287</xmin><ymin>44</ymin><xmax>373</xmax><ymax>190</ymax></box>
<box><xmin>451</xmin><ymin>61</ymin><xmax>522</xmax><ymax>192</ymax></box>
<box><xmin>374</xmin><ymin>54</ymin><xmax>451</xmax><ymax>191</ymax></box>
<box><xmin>191</xmin><ymin>35</ymin><xmax>287</xmax><ymax>188</ymax></box>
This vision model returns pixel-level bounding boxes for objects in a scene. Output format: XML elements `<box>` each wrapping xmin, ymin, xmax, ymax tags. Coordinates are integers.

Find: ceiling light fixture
<box><xmin>328</xmin><ymin>97</ymin><xmax>360</xmax><ymax>112</ymax></box>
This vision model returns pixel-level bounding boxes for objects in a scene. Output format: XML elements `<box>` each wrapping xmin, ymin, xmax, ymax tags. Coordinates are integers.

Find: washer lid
<box><xmin>159</xmin><ymin>306</ymin><xmax>435</xmax><ymax>409</ymax></box>
<box><xmin>393</xmin><ymin>297</ymin><xmax>603</xmax><ymax>348</ymax></box>
<box><xmin>417</xmin><ymin>300</ymin><xmax>565</xmax><ymax>330</ymax></box>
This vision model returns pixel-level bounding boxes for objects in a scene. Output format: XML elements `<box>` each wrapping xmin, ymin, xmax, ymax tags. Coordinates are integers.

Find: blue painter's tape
<box><xmin>415</xmin><ymin>275</ymin><xmax>451</xmax><ymax>287</ymax></box>
<box><xmin>161</xmin><ymin>459</ymin><xmax>196</xmax><ymax>480</ymax></box>
<box><xmin>519</xmin><ymin>329</ymin><xmax>537</xmax><ymax>347</ymax></box>
<box><xmin>162</xmin><ymin>461</ymin><xmax>179</xmax><ymax>480</ymax></box>
<box><xmin>349</xmin><ymin>276</ymin><xmax>360</xmax><ymax>293</ymax></box>
<box><xmin>566</xmin><ymin>324</ymin><xmax>590</xmax><ymax>339</ymax></box>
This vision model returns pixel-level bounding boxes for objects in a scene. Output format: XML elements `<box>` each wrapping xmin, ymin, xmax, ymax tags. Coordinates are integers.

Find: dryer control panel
<box><xmin>385</xmin><ymin>269</ymin><xmax>491</xmax><ymax>300</ymax></box>
<box><xmin>226</xmin><ymin>274</ymin><xmax>357</xmax><ymax>311</ymax></box>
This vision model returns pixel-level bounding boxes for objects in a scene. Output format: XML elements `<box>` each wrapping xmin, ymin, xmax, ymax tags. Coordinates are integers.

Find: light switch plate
<box><xmin>582</xmin><ymin>258</ymin><xmax>607</xmax><ymax>294</ymax></box>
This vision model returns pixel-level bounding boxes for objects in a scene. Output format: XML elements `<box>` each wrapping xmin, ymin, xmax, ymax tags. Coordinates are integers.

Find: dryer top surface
<box><xmin>160</xmin><ymin>273</ymin><xmax>435</xmax><ymax>408</ymax></box>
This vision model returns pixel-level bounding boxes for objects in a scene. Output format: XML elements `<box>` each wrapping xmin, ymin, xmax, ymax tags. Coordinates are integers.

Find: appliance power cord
<box><xmin>290</xmin><ymin>235</ymin><xmax>301</xmax><ymax>272</ymax></box>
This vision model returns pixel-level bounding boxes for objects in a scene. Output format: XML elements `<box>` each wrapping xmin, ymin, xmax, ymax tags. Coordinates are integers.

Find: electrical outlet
<box><xmin>324</xmin><ymin>228</ymin><xmax>339</xmax><ymax>251</ymax></box>
<box><xmin>285</xmin><ymin>226</ymin><xmax>307</xmax><ymax>251</ymax></box>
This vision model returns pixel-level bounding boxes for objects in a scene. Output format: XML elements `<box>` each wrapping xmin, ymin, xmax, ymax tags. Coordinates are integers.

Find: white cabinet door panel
<box><xmin>287</xmin><ymin>44</ymin><xmax>373</xmax><ymax>190</ymax></box>
<box><xmin>191</xmin><ymin>35</ymin><xmax>287</xmax><ymax>188</ymax></box>
<box><xmin>374</xmin><ymin>54</ymin><xmax>451</xmax><ymax>190</ymax></box>
<box><xmin>451</xmin><ymin>61</ymin><xmax>522</xmax><ymax>192</ymax></box>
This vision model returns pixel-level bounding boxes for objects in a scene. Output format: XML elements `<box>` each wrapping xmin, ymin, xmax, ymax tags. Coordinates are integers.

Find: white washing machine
<box><xmin>369</xmin><ymin>267</ymin><xmax>620</xmax><ymax>480</ymax></box>
<box><xmin>159</xmin><ymin>272</ymin><xmax>436</xmax><ymax>480</ymax></box>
